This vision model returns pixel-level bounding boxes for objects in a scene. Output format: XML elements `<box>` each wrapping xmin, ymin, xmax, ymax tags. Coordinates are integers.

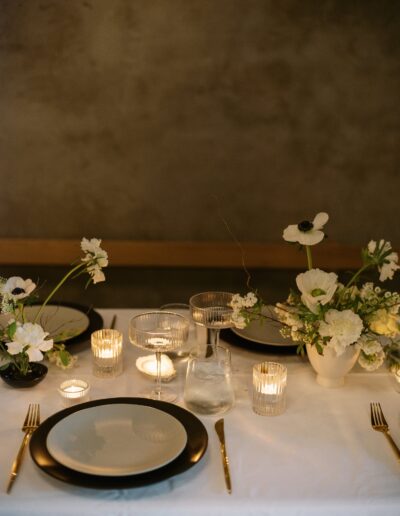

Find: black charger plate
<box><xmin>30</xmin><ymin>397</ymin><xmax>208</xmax><ymax>489</ymax></box>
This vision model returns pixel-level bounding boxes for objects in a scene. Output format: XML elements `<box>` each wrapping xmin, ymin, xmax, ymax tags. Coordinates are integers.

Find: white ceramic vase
<box><xmin>306</xmin><ymin>343</ymin><xmax>360</xmax><ymax>388</ymax></box>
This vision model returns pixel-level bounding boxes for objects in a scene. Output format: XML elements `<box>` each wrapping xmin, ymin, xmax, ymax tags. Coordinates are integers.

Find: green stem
<box><xmin>345</xmin><ymin>264</ymin><xmax>370</xmax><ymax>289</ymax></box>
<box><xmin>33</xmin><ymin>262</ymin><xmax>85</xmax><ymax>323</ymax></box>
<box><xmin>306</xmin><ymin>246</ymin><xmax>313</xmax><ymax>270</ymax></box>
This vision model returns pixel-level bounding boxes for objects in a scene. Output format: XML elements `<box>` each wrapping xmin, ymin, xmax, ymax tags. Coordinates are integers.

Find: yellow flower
<box><xmin>369</xmin><ymin>309</ymin><xmax>400</xmax><ymax>337</ymax></box>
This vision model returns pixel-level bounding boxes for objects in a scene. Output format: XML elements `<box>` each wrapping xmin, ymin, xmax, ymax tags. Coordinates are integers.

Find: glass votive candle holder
<box><xmin>58</xmin><ymin>379</ymin><xmax>90</xmax><ymax>406</ymax></box>
<box><xmin>91</xmin><ymin>329</ymin><xmax>123</xmax><ymax>378</ymax></box>
<box><xmin>252</xmin><ymin>362</ymin><xmax>287</xmax><ymax>416</ymax></box>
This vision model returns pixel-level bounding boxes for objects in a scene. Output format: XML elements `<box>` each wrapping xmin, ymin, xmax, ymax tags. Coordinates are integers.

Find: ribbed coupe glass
<box><xmin>189</xmin><ymin>292</ymin><xmax>234</xmax><ymax>354</ymax></box>
<box><xmin>129</xmin><ymin>311</ymin><xmax>189</xmax><ymax>402</ymax></box>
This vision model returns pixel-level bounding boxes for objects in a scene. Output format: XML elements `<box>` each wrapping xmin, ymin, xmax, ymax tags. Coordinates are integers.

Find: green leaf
<box><xmin>7</xmin><ymin>321</ymin><xmax>17</xmax><ymax>340</ymax></box>
<box><xmin>59</xmin><ymin>349</ymin><xmax>70</xmax><ymax>366</ymax></box>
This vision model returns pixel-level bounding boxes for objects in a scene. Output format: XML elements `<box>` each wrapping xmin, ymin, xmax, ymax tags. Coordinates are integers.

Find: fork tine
<box><xmin>377</xmin><ymin>403</ymin><xmax>388</xmax><ymax>426</ymax></box>
<box><xmin>23</xmin><ymin>404</ymin><xmax>33</xmax><ymax>428</ymax></box>
<box><xmin>373</xmin><ymin>402</ymin><xmax>382</xmax><ymax>426</ymax></box>
<box><xmin>370</xmin><ymin>402</ymin><xmax>375</xmax><ymax>426</ymax></box>
<box><xmin>372</xmin><ymin>402</ymin><xmax>377</xmax><ymax>425</ymax></box>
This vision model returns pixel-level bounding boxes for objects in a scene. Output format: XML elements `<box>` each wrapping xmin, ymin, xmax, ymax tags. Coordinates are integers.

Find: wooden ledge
<box><xmin>0</xmin><ymin>238</ymin><xmax>368</xmax><ymax>269</ymax></box>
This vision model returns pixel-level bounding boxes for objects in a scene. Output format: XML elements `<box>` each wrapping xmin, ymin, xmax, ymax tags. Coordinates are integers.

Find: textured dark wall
<box><xmin>0</xmin><ymin>0</ymin><xmax>399</xmax><ymax>245</ymax></box>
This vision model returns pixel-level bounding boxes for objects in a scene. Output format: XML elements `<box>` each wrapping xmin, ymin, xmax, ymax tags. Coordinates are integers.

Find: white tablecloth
<box><xmin>0</xmin><ymin>308</ymin><xmax>399</xmax><ymax>516</ymax></box>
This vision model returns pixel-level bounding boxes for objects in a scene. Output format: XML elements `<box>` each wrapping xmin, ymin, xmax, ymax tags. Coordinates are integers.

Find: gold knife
<box><xmin>214</xmin><ymin>418</ymin><xmax>232</xmax><ymax>494</ymax></box>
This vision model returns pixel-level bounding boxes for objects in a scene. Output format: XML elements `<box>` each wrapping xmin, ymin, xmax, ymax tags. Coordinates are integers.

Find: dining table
<box><xmin>0</xmin><ymin>308</ymin><xmax>399</xmax><ymax>516</ymax></box>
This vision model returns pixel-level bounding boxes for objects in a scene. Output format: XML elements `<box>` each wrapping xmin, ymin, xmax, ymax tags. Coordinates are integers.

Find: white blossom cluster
<box><xmin>0</xmin><ymin>237</ymin><xmax>108</xmax><ymax>375</ymax></box>
<box><xmin>230</xmin><ymin>292</ymin><xmax>258</xmax><ymax>329</ymax></box>
<box><xmin>233</xmin><ymin>212</ymin><xmax>400</xmax><ymax>373</ymax></box>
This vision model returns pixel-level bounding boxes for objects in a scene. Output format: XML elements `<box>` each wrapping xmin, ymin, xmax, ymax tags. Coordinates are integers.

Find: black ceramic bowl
<box><xmin>0</xmin><ymin>363</ymin><xmax>48</xmax><ymax>388</ymax></box>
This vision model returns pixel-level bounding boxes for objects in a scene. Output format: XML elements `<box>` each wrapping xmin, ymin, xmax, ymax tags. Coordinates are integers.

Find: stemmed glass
<box><xmin>129</xmin><ymin>311</ymin><xmax>189</xmax><ymax>402</ymax></box>
<box><xmin>189</xmin><ymin>292</ymin><xmax>234</xmax><ymax>355</ymax></box>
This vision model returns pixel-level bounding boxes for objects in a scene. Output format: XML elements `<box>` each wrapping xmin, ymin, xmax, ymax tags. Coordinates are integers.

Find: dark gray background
<box><xmin>0</xmin><ymin>1</ymin><xmax>399</xmax><ymax>306</ymax></box>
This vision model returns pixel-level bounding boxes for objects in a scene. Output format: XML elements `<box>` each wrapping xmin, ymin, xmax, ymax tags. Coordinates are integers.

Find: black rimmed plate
<box><xmin>23</xmin><ymin>302</ymin><xmax>103</xmax><ymax>352</ymax></box>
<box><xmin>30</xmin><ymin>397</ymin><xmax>208</xmax><ymax>489</ymax></box>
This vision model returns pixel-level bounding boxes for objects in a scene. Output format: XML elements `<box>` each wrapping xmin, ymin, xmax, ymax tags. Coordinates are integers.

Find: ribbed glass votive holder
<box><xmin>91</xmin><ymin>329</ymin><xmax>123</xmax><ymax>378</ymax></box>
<box><xmin>252</xmin><ymin>362</ymin><xmax>287</xmax><ymax>416</ymax></box>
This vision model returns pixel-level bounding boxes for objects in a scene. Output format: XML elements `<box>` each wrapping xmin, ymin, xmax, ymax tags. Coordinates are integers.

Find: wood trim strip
<box><xmin>0</xmin><ymin>238</ymin><xmax>367</xmax><ymax>269</ymax></box>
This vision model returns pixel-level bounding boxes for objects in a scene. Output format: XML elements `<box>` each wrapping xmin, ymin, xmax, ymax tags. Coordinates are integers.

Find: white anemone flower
<box><xmin>283</xmin><ymin>212</ymin><xmax>329</xmax><ymax>246</ymax></box>
<box><xmin>296</xmin><ymin>268</ymin><xmax>338</xmax><ymax>314</ymax></box>
<box><xmin>6</xmin><ymin>322</ymin><xmax>54</xmax><ymax>362</ymax></box>
<box><xmin>1</xmin><ymin>276</ymin><xmax>36</xmax><ymax>301</ymax></box>
<box><xmin>318</xmin><ymin>309</ymin><xmax>363</xmax><ymax>356</ymax></box>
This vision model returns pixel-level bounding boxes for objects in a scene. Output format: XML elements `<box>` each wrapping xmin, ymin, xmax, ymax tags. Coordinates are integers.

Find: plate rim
<box><xmin>30</xmin><ymin>397</ymin><xmax>208</xmax><ymax>489</ymax></box>
<box><xmin>34</xmin><ymin>302</ymin><xmax>103</xmax><ymax>351</ymax></box>
<box><xmin>231</xmin><ymin>305</ymin><xmax>296</xmax><ymax>347</ymax></box>
<box><xmin>46</xmin><ymin>403</ymin><xmax>188</xmax><ymax>476</ymax></box>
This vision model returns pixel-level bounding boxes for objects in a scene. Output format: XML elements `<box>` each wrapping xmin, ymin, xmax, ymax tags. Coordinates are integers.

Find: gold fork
<box><xmin>370</xmin><ymin>402</ymin><xmax>400</xmax><ymax>462</ymax></box>
<box><xmin>6</xmin><ymin>404</ymin><xmax>40</xmax><ymax>493</ymax></box>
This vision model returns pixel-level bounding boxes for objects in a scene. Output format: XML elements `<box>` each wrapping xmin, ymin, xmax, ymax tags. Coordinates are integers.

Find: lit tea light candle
<box><xmin>58</xmin><ymin>379</ymin><xmax>90</xmax><ymax>406</ymax></box>
<box><xmin>261</xmin><ymin>383</ymin><xmax>279</xmax><ymax>395</ymax></box>
<box><xmin>136</xmin><ymin>354</ymin><xmax>176</xmax><ymax>382</ymax></box>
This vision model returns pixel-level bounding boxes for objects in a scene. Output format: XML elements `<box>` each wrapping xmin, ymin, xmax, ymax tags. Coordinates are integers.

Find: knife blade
<box><xmin>214</xmin><ymin>418</ymin><xmax>232</xmax><ymax>494</ymax></box>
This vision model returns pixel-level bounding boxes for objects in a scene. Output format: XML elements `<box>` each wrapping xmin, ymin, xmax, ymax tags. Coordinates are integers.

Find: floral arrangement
<box><xmin>231</xmin><ymin>213</ymin><xmax>400</xmax><ymax>372</ymax></box>
<box><xmin>0</xmin><ymin>238</ymin><xmax>108</xmax><ymax>376</ymax></box>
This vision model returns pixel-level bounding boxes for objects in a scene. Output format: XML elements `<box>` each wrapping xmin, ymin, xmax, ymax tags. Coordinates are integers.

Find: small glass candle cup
<box><xmin>58</xmin><ymin>379</ymin><xmax>90</xmax><ymax>406</ymax></box>
<box><xmin>252</xmin><ymin>362</ymin><xmax>287</xmax><ymax>416</ymax></box>
<box><xmin>91</xmin><ymin>329</ymin><xmax>123</xmax><ymax>378</ymax></box>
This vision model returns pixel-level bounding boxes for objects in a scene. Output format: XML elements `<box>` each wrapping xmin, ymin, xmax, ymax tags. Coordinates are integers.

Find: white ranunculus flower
<box><xmin>318</xmin><ymin>309</ymin><xmax>364</xmax><ymax>356</ymax></box>
<box><xmin>369</xmin><ymin>308</ymin><xmax>400</xmax><ymax>337</ymax></box>
<box><xmin>6</xmin><ymin>322</ymin><xmax>54</xmax><ymax>362</ymax></box>
<box><xmin>296</xmin><ymin>268</ymin><xmax>338</xmax><ymax>314</ymax></box>
<box><xmin>357</xmin><ymin>336</ymin><xmax>385</xmax><ymax>371</ymax></box>
<box><xmin>283</xmin><ymin>212</ymin><xmax>329</xmax><ymax>246</ymax></box>
<box><xmin>1</xmin><ymin>276</ymin><xmax>36</xmax><ymax>301</ymax></box>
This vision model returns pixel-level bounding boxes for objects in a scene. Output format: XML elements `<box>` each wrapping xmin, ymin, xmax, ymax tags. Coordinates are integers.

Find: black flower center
<box><xmin>11</xmin><ymin>287</ymin><xmax>25</xmax><ymax>295</ymax></box>
<box><xmin>297</xmin><ymin>220</ymin><xmax>313</xmax><ymax>232</ymax></box>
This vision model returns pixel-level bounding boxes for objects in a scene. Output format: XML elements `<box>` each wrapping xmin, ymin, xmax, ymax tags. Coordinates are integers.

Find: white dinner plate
<box><xmin>46</xmin><ymin>403</ymin><xmax>188</xmax><ymax>476</ymax></box>
<box><xmin>231</xmin><ymin>305</ymin><xmax>296</xmax><ymax>347</ymax></box>
<box><xmin>0</xmin><ymin>305</ymin><xmax>90</xmax><ymax>341</ymax></box>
